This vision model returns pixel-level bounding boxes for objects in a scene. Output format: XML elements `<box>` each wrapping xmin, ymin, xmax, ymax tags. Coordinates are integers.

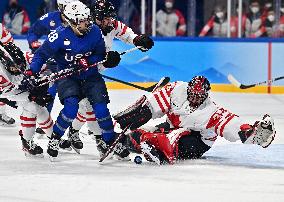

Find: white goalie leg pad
<box><xmin>245</xmin><ymin>114</ymin><xmax>276</xmax><ymax>148</ymax></box>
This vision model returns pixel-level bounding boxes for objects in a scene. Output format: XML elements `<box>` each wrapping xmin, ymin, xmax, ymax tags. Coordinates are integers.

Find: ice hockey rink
<box><xmin>0</xmin><ymin>90</ymin><xmax>283</xmax><ymax>202</ymax></box>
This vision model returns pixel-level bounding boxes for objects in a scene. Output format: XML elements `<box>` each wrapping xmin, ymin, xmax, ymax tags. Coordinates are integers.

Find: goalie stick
<box><xmin>99</xmin><ymin>76</ymin><xmax>170</xmax><ymax>163</ymax></box>
<box><xmin>228</xmin><ymin>74</ymin><xmax>284</xmax><ymax>89</ymax></box>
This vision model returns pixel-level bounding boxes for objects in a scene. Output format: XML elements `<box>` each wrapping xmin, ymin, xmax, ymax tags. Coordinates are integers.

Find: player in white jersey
<box><xmin>68</xmin><ymin>0</ymin><xmax>154</xmax><ymax>155</ymax></box>
<box><xmin>0</xmin><ymin>23</ymin><xmax>16</xmax><ymax>126</ymax></box>
<box><xmin>113</xmin><ymin>76</ymin><xmax>276</xmax><ymax>165</ymax></box>
<box><xmin>0</xmin><ymin>42</ymin><xmax>71</xmax><ymax>156</ymax></box>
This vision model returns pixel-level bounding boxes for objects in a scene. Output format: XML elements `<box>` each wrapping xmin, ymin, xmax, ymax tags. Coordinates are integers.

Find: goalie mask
<box><xmin>187</xmin><ymin>76</ymin><xmax>211</xmax><ymax>109</ymax></box>
<box><xmin>63</xmin><ymin>1</ymin><xmax>93</xmax><ymax>36</ymax></box>
<box><xmin>91</xmin><ymin>0</ymin><xmax>117</xmax><ymax>35</ymax></box>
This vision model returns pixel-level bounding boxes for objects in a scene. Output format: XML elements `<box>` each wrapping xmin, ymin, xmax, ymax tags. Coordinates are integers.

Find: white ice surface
<box><xmin>0</xmin><ymin>91</ymin><xmax>284</xmax><ymax>202</ymax></box>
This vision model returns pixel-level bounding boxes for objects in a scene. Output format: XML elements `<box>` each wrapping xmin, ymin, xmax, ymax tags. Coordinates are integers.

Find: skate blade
<box><xmin>48</xmin><ymin>155</ymin><xmax>59</xmax><ymax>162</ymax></box>
<box><xmin>24</xmin><ymin>152</ymin><xmax>44</xmax><ymax>158</ymax></box>
<box><xmin>60</xmin><ymin>147</ymin><xmax>72</xmax><ymax>151</ymax></box>
<box><xmin>71</xmin><ymin>145</ymin><xmax>81</xmax><ymax>154</ymax></box>
<box><xmin>114</xmin><ymin>155</ymin><xmax>131</xmax><ymax>161</ymax></box>
<box><xmin>99</xmin><ymin>152</ymin><xmax>114</xmax><ymax>164</ymax></box>
<box><xmin>0</xmin><ymin>122</ymin><xmax>16</xmax><ymax>127</ymax></box>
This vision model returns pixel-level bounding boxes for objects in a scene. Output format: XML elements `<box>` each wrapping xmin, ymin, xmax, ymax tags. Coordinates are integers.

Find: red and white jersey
<box><xmin>98</xmin><ymin>20</ymin><xmax>137</xmax><ymax>71</ymax></box>
<box><xmin>147</xmin><ymin>81</ymin><xmax>243</xmax><ymax>146</ymax></box>
<box><xmin>103</xmin><ymin>20</ymin><xmax>137</xmax><ymax>52</ymax></box>
<box><xmin>0</xmin><ymin>23</ymin><xmax>13</xmax><ymax>45</ymax></box>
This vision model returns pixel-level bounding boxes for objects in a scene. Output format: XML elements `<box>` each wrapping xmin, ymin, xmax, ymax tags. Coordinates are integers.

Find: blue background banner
<box><xmin>13</xmin><ymin>37</ymin><xmax>284</xmax><ymax>86</ymax></box>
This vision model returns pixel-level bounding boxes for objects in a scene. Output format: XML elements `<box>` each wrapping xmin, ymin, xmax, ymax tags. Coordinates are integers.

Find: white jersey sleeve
<box><xmin>147</xmin><ymin>82</ymin><xmax>179</xmax><ymax>119</ymax></box>
<box><xmin>0</xmin><ymin>23</ymin><xmax>13</xmax><ymax>45</ymax></box>
<box><xmin>113</xmin><ymin>20</ymin><xmax>137</xmax><ymax>44</ymax></box>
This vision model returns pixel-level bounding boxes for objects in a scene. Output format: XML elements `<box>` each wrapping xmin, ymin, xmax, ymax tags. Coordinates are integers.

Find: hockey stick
<box><xmin>99</xmin><ymin>76</ymin><xmax>170</xmax><ymax>163</ymax></box>
<box><xmin>228</xmin><ymin>74</ymin><xmax>284</xmax><ymax>89</ymax></box>
<box><xmin>101</xmin><ymin>75</ymin><xmax>170</xmax><ymax>92</ymax></box>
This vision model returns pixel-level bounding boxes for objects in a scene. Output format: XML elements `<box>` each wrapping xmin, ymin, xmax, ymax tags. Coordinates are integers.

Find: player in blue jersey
<box><xmin>29</xmin><ymin>1</ymin><xmax>129</xmax><ymax>159</ymax></box>
<box><xmin>27</xmin><ymin>0</ymin><xmax>78</xmax><ymax>135</ymax></box>
<box><xmin>27</xmin><ymin>0</ymin><xmax>77</xmax><ymax>53</ymax></box>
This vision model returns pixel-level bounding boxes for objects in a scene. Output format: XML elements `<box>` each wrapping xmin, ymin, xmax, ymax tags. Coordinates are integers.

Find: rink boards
<box><xmin>13</xmin><ymin>37</ymin><xmax>284</xmax><ymax>94</ymax></box>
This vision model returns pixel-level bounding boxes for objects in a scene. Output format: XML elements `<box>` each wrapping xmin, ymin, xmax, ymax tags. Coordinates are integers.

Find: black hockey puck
<box><xmin>134</xmin><ymin>156</ymin><xmax>142</xmax><ymax>164</ymax></box>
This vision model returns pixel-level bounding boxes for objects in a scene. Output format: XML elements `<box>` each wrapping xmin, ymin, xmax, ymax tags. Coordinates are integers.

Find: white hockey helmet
<box><xmin>57</xmin><ymin>0</ymin><xmax>78</xmax><ymax>12</ymax></box>
<box><xmin>63</xmin><ymin>1</ymin><xmax>92</xmax><ymax>35</ymax></box>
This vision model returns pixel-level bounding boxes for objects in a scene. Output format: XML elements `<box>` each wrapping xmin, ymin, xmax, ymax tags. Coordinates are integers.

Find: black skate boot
<box><xmin>47</xmin><ymin>132</ymin><xmax>63</xmax><ymax>161</ymax></box>
<box><xmin>68</xmin><ymin>127</ymin><xmax>83</xmax><ymax>154</ymax></box>
<box><xmin>112</xmin><ymin>134</ymin><xmax>130</xmax><ymax>161</ymax></box>
<box><xmin>97</xmin><ymin>134</ymin><xmax>130</xmax><ymax>160</ymax></box>
<box><xmin>19</xmin><ymin>131</ymin><xmax>43</xmax><ymax>157</ymax></box>
<box><xmin>35</xmin><ymin>127</ymin><xmax>46</xmax><ymax>135</ymax></box>
<box><xmin>0</xmin><ymin>114</ymin><xmax>15</xmax><ymax>125</ymax></box>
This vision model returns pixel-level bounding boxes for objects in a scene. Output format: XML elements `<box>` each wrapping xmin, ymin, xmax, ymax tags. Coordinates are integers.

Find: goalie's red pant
<box><xmin>129</xmin><ymin>128</ymin><xmax>211</xmax><ymax>164</ymax></box>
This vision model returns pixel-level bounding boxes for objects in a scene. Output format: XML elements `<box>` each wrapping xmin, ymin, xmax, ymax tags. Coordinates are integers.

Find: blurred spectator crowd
<box><xmin>1</xmin><ymin>0</ymin><xmax>284</xmax><ymax>38</ymax></box>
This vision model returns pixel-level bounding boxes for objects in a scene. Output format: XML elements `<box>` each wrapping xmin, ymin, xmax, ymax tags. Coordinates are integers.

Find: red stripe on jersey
<box><xmin>41</xmin><ymin>121</ymin><xmax>53</xmax><ymax>129</ymax></box>
<box><xmin>77</xmin><ymin>113</ymin><xmax>86</xmax><ymax>120</ymax></box>
<box><xmin>38</xmin><ymin>116</ymin><xmax>51</xmax><ymax>126</ymax></box>
<box><xmin>114</xmin><ymin>20</ymin><xmax>118</xmax><ymax>30</ymax></box>
<box><xmin>76</xmin><ymin>117</ymin><xmax>86</xmax><ymax>123</ymax></box>
<box><xmin>160</xmin><ymin>91</ymin><xmax>170</xmax><ymax>109</ymax></box>
<box><xmin>86</xmin><ymin>118</ymin><xmax>96</xmax><ymax>121</ymax></box>
<box><xmin>21</xmin><ymin>123</ymin><xmax>36</xmax><ymax>128</ymax></box>
<box><xmin>119</xmin><ymin>25</ymin><xmax>128</xmax><ymax>36</ymax></box>
<box><xmin>154</xmin><ymin>93</ymin><xmax>165</xmax><ymax>113</ymax></box>
<box><xmin>219</xmin><ymin>114</ymin><xmax>236</xmax><ymax>137</ymax></box>
<box><xmin>86</xmin><ymin>111</ymin><xmax>94</xmax><ymax>115</ymax></box>
<box><xmin>20</xmin><ymin>116</ymin><xmax>36</xmax><ymax>121</ymax></box>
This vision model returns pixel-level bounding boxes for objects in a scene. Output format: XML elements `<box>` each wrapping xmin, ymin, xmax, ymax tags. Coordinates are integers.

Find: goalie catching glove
<box><xmin>133</xmin><ymin>34</ymin><xmax>154</xmax><ymax>52</ymax></box>
<box><xmin>113</xmin><ymin>95</ymin><xmax>152</xmax><ymax>130</ymax></box>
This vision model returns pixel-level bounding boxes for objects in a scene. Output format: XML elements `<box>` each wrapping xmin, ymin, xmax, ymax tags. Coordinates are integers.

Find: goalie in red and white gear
<box><xmin>0</xmin><ymin>23</ymin><xmax>15</xmax><ymax>126</ymax></box>
<box><xmin>114</xmin><ymin>76</ymin><xmax>276</xmax><ymax>165</ymax></box>
<box><xmin>69</xmin><ymin>0</ymin><xmax>154</xmax><ymax>155</ymax></box>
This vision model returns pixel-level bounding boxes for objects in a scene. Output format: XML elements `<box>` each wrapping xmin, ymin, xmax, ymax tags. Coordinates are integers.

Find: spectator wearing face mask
<box><xmin>199</xmin><ymin>5</ymin><xmax>240</xmax><ymax>37</ymax></box>
<box><xmin>2</xmin><ymin>0</ymin><xmax>30</xmax><ymax>35</ymax></box>
<box><xmin>261</xmin><ymin>0</ymin><xmax>273</xmax><ymax>22</ymax></box>
<box><xmin>245</xmin><ymin>1</ymin><xmax>266</xmax><ymax>38</ymax></box>
<box><xmin>156</xmin><ymin>0</ymin><xmax>186</xmax><ymax>37</ymax></box>
<box><xmin>279</xmin><ymin>3</ymin><xmax>284</xmax><ymax>37</ymax></box>
<box><xmin>263</xmin><ymin>8</ymin><xmax>277</xmax><ymax>37</ymax></box>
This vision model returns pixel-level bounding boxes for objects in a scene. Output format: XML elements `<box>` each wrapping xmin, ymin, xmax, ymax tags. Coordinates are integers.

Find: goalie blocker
<box><xmin>113</xmin><ymin>95</ymin><xmax>152</xmax><ymax>130</ymax></box>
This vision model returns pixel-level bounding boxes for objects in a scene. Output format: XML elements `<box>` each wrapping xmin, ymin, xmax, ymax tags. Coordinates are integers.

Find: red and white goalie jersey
<box><xmin>147</xmin><ymin>81</ymin><xmax>243</xmax><ymax>147</ymax></box>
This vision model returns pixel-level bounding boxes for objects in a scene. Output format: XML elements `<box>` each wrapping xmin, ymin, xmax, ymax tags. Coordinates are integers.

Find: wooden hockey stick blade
<box><xmin>227</xmin><ymin>74</ymin><xmax>242</xmax><ymax>88</ymax></box>
<box><xmin>145</xmin><ymin>76</ymin><xmax>170</xmax><ymax>92</ymax></box>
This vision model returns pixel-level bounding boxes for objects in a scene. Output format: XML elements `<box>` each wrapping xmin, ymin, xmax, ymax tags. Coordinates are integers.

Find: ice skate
<box><xmin>68</xmin><ymin>127</ymin><xmax>83</xmax><ymax>154</ymax></box>
<box><xmin>21</xmin><ymin>136</ymin><xmax>43</xmax><ymax>158</ymax></box>
<box><xmin>0</xmin><ymin>114</ymin><xmax>15</xmax><ymax>126</ymax></box>
<box><xmin>140</xmin><ymin>141</ymin><xmax>162</xmax><ymax>165</ymax></box>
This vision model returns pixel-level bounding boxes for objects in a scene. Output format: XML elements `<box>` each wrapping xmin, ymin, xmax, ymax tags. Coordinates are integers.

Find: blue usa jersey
<box><xmin>30</xmin><ymin>24</ymin><xmax>106</xmax><ymax>79</ymax></box>
<box><xmin>27</xmin><ymin>11</ymin><xmax>63</xmax><ymax>45</ymax></box>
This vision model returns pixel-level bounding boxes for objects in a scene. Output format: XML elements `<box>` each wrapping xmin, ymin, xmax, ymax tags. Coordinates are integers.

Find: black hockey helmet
<box><xmin>91</xmin><ymin>0</ymin><xmax>117</xmax><ymax>21</ymax></box>
<box><xmin>187</xmin><ymin>76</ymin><xmax>211</xmax><ymax>109</ymax></box>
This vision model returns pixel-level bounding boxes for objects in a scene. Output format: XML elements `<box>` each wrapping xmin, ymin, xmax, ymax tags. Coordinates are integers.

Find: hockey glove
<box><xmin>133</xmin><ymin>34</ymin><xmax>154</xmax><ymax>52</ymax></box>
<box><xmin>30</xmin><ymin>41</ymin><xmax>42</xmax><ymax>53</ymax></box>
<box><xmin>3</xmin><ymin>42</ymin><xmax>27</xmax><ymax>70</ymax></box>
<box><xmin>28</xmin><ymin>85</ymin><xmax>53</xmax><ymax>107</ymax></box>
<box><xmin>103</xmin><ymin>51</ymin><xmax>121</xmax><ymax>68</ymax></box>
